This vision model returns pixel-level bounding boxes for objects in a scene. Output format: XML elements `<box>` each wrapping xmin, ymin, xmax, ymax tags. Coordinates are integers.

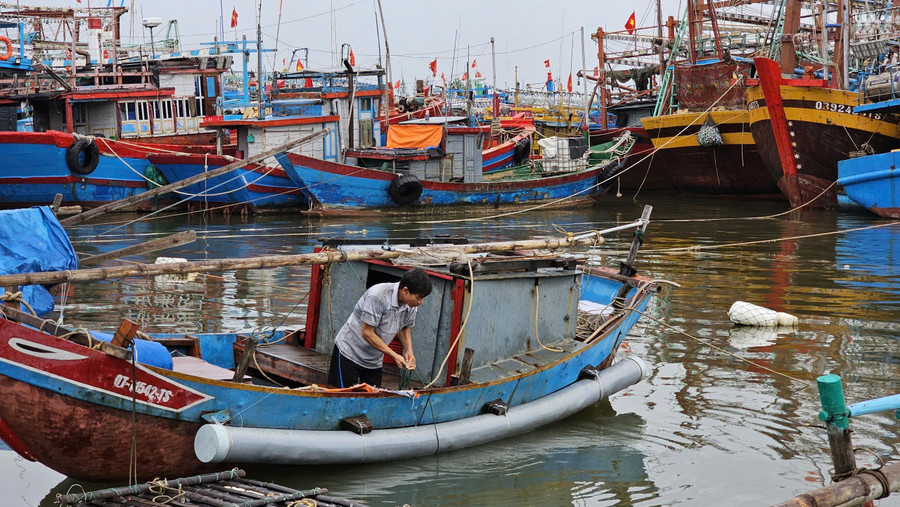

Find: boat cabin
<box><xmin>236</xmin><ymin>244</ymin><xmax>590</xmax><ymax>389</ymax></box>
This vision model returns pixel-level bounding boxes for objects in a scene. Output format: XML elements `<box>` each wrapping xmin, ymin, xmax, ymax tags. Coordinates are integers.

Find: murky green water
<box><xmin>4</xmin><ymin>195</ymin><xmax>899</xmax><ymax>506</ymax></box>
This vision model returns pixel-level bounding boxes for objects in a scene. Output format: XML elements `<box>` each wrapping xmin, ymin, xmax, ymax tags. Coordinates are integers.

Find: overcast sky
<box><xmin>25</xmin><ymin>0</ymin><xmax>736</xmax><ymax>88</ymax></box>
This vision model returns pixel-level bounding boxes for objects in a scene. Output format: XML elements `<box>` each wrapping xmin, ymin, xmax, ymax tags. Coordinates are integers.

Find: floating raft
<box><xmin>57</xmin><ymin>468</ymin><xmax>369</xmax><ymax>507</ymax></box>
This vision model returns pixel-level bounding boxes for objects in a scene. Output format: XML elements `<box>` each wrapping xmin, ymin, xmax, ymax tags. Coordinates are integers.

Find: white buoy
<box><xmin>727</xmin><ymin>301</ymin><xmax>799</xmax><ymax>327</ymax></box>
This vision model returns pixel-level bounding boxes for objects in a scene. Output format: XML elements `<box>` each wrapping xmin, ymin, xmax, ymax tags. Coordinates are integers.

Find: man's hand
<box><xmin>392</xmin><ymin>351</ymin><xmax>408</xmax><ymax>369</ymax></box>
<box><xmin>403</xmin><ymin>350</ymin><xmax>416</xmax><ymax>370</ymax></box>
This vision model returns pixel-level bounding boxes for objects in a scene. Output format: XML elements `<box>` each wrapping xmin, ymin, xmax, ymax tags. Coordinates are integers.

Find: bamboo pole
<box><xmin>774</xmin><ymin>461</ymin><xmax>900</xmax><ymax>507</ymax></box>
<box><xmin>59</xmin><ymin>129</ymin><xmax>330</xmax><ymax>227</ymax></box>
<box><xmin>0</xmin><ymin>233</ymin><xmax>626</xmax><ymax>288</ymax></box>
<box><xmin>78</xmin><ymin>230</ymin><xmax>198</xmax><ymax>267</ymax></box>
<box><xmin>57</xmin><ymin>469</ymin><xmax>247</xmax><ymax>505</ymax></box>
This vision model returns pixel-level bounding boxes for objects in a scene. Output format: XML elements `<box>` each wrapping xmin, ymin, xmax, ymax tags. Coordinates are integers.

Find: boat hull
<box><xmin>149</xmin><ymin>153</ymin><xmax>307</xmax><ymax>212</ymax></box>
<box><xmin>590</xmin><ymin>126</ymin><xmax>673</xmax><ymax>193</ymax></box>
<box><xmin>837</xmin><ymin>151</ymin><xmax>900</xmax><ymax>218</ymax></box>
<box><xmin>276</xmin><ymin>152</ymin><xmax>623</xmax><ymax>214</ymax></box>
<box><xmin>642</xmin><ymin>110</ymin><xmax>780</xmax><ymax>196</ymax></box>
<box><xmin>749</xmin><ymin>57</ymin><xmax>900</xmax><ymax>208</ymax></box>
<box><xmin>0</xmin><ymin>131</ymin><xmax>218</xmax><ymax>211</ymax></box>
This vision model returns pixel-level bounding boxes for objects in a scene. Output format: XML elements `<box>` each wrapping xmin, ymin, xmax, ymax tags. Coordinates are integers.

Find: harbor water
<box><xmin>3</xmin><ymin>195</ymin><xmax>899</xmax><ymax>506</ymax></box>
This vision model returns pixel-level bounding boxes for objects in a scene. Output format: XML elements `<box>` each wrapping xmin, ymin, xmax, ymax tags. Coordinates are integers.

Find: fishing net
<box><xmin>697</xmin><ymin>115</ymin><xmax>723</xmax><ymax>147</ymax></box>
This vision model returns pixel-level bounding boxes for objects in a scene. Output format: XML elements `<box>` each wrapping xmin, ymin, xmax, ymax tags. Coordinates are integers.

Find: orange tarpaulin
<box><xmin>386</xmin><ymin>124</ymin><xmax>443</xmax><ymax>149</ymax></box>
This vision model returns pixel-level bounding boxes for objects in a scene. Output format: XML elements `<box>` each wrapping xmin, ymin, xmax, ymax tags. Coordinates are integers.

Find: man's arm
<box><xmin>361</xmin><ymin>322</ymin><xmax>407</xmax><ymax>368</ymax></box>
<box><xmin>397</xmin><ymin>326</ymin><xmax>416</xmax><ymax>370</ymax></box>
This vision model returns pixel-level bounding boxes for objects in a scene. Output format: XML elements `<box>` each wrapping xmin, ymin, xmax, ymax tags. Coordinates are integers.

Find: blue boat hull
<box><xmin>276</xmin><ymin>152</ymin><xmax>618</xmax><ymax>213</ymax></box>
<box><xmin>0</xmin><ymin>132</ymin><xmax>159</xmax><ymax>209</ymax></box>
<box><xmin>150</xmin><ymin>153</ymin><xmax>306</xmax><ymax>210</ymax></box>
<box><xmin>838</xmin><ymin>151</ymin><xmax>900</xmax><ymax>218</ymax></box>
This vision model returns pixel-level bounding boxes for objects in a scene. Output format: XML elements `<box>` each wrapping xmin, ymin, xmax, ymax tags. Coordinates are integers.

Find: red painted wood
<box><xmin>754</xmin><ymin>57</ymin><xmax>798</xmax><ymax>180</ymax></box>
<box><xmin>446</xmin><ymin>278</ymin><xmax>466</xmax><ymax>386</ymax></box>
<box><xmin>304</xmin><ymin>249</ymin><xmax>324</xmax><ymax>349</ymax></box>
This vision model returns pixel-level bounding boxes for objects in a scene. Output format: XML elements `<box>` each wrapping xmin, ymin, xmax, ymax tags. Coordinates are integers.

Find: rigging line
<box><xmin>647</xmin><ymin>218</ymin><xmax>900</xmax><ymax>254</ymax></box>
<box><xmin>633</xmin><ymin>308</ymin><xmax>814</xmax><ymax>388</ymax></box>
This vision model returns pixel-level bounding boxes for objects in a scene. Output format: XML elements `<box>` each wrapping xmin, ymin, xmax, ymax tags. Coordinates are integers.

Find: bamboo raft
<box><xmin>57</xmin><ymin>468</ymin><xmax>368</xmax><ymax>507</ymax></box>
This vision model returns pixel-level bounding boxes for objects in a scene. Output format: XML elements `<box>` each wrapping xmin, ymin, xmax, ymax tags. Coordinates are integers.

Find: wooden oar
<box><xmin>0</xmin><ymin>232</ymin><xmax>637</xmax><ymax>287</ymax></box>
<box><xmin>78</xmin><ymin>230</ymin><xmax>198</xmax><ymax>267</ymax></box>
<box><xmin>59</xmin><ymin>129</ymin><xmax>330</xmax><ymax>227</ymax></box>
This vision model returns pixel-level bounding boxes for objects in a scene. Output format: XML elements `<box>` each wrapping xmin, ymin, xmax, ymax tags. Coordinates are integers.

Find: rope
<box><xmin>0</xmin><ymin>291</ymin><xmax>38</xmax><ymax>316</ymax></box>
<box><xmin>633</xmin><ymin>308</ymin><xmax>813</xmax><ymax>387</ymax></box>
<box><xmin>148</xmin><ymin>479</ymin><xmax>187</xmax><ymax>504</ymax></box>
<box><xmin>533</xmin><ymin>283</ymin><xmax>563</xmax><ymax>352</ymax></box>
<box><xmin>648</xmin><ymin>216</ymin><xmax>900</xmax><ymax>254</ymax></box>
<box><xmin>424</xmin><ymin>257</ymin><xmax>474</xmax><ymax>389</ymax></box>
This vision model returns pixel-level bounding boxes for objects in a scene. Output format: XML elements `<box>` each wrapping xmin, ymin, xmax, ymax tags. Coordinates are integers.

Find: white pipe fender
<box><xmin>195</xmin><ymin>356</ymin><xmax>649</xmax><ymax>465</ymax></box>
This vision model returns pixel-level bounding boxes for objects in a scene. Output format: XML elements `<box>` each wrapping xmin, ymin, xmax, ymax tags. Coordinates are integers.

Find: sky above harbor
<box><xmin>19</xmin><ymin>0</ymin><xmax>781</xmax><ymax>90</ymax></box>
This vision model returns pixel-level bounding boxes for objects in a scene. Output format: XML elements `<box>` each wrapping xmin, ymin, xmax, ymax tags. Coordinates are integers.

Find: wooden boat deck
<box><xmin>236</xmin><ymin>342</ymin><xmax>421</xmax><ymax>390</ymax></box>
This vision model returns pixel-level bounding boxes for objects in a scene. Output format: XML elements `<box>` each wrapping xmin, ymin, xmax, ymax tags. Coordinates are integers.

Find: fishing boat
<box><xmin>640</xmin><ymin>1</ymin><xmax>779</xmax><ymax>197</ymax></box>
<box><xmin>746</xmin><ymin>1</ymin><xmax>900</xmax><ymax>207</ymax></box>
<box><xmin>0</xmin><ymin>205</ymin><xmax>663</xmax><ymax>482</ymax></box>
<box><xmin>0</xmin><ymin>5</ymin><xmax>232</xmax><ymax>211</ymax></box>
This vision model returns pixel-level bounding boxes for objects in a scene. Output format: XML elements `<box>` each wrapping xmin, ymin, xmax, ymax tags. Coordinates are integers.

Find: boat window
<box><xmin>137</xmin><ymin>102</ymin><xmax>148</xmax><ymax>121</ymax></box>
<box><xmin>195</xmin><ymin>98</ymin><xmax>204</xmax><ymax>116</ymax></box>
<box><xmin>176</xmin><ymin>99</ymin><xmax>185</xmax><ymax>118</ymax></box>
<box><xmin>72</xmin><ymin>103</ymin><xmax>87</xmax><ymax>126</ymax></box>
<box><xmin>162</xmin><ymin>100</ymin><xmax>173</xmax><ymax>119</ymax></box>
<box><xmin>360</xmin><ymin>97</ymin><xmax>372</xmax><ymax>111</ymax></box>
<box><xmin>153</xmin><ymin>101</ymin><xmax>160</xmax><ymax>119</ymax></box>
<box><xmin>120</xmin><ymin>102</ymin><xmax>136</xmax><ymax>120</ymax></box>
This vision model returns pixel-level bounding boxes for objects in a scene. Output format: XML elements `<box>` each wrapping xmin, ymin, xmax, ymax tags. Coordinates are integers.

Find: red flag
<box><xmin>230</xmin><ymin>7</ymin><xmax>238</xmax><ymax>28</ymax></box>
<box><xmin>462</xmin><ymin>72</ymin><xmax>468</xmax><ymax>81</ymax></box>
<box><xmin>567</xmin><ymin>73</ymin><xmax>573</xmax><ymax>92</ymax></box>
<box><xmin>349</xmin><ymin>49</ymin><xmax>356</xmax><ymax>66</ymax></box>
<box><xmin>429</xmin><ymin>58</ymin><xmax>437</xmax><ymax>77</ymax></box>
<box><xmin>296</xmin><ymin>59</ymin><xmax>304</xmax><ymax>71</ymax></box>
<box><xmin>472</xmin><ymin>59</ymin><xmax>477</xmax><ymax>68</ymax></box>
<box><xmin>282</xmin><ymin>57</ymin><xmax>286</xmax><ymax>67</ymax></box>
<box><xmin>593</xmin><ymin>66</ymin><xmax>599</xmax><ymax>76</ymax></box>
<box><xmin>394</xmin><ymin>80</ymin><xmax>400</xmax><ymax>89</ymax></box>
<box><xmin>305</xmin><ymin>77</ymin><xmax>314</xmax><ymax>87</ymax></box>
<box><xmin>475</xmin><ymin>71</ymin><xmax>482</xmax><ymax>78</ymax></box>
<box><xmin>625</xmin><ymin>11</ymin><xmax>636</xmax><ymax>34</ymax></box>
<box><xmin>544</xmin><ymin>59</ymin><xmax>550</xmax><ymax>68</ymax></box>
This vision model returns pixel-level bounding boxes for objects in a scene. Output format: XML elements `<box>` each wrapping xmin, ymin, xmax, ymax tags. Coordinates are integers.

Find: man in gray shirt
<box><xmin>327</xmin><ymin>267</ymin><xmax>433</xmax><ymax>388</ymax></box>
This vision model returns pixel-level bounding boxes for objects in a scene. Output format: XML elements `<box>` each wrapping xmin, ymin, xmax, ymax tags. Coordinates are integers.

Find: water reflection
<box><xmin>6</xmin><ymin>196</ymin><xmax>899</xmax><ymax>506</ymax></box>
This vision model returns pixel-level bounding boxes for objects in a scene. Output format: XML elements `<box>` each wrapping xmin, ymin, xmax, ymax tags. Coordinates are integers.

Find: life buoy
<box><xmin>387</xmin><ymin>174</ymin><xmax>423</xmax><ymax>205</ymax></box>
<box><xmin>0</xmin><ymin>36</ymin><xmax>12</xmax><ymax>61</ymax></box>
<box><xmin>65</xmin><ymin>139</ymin><xmax>100</xmax><ymax>175</ymax></box>
<box><xmin>513</xmin><ymin>138</ymin><xmax>531</xmax><ymax>166</ymax></box>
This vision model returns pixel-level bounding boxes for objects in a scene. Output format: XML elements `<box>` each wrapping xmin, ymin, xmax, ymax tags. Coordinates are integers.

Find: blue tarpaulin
<box><xmin>0</xmin><ymin>206</ymin><xmax>78</xmax><ymax>315</ymax></box>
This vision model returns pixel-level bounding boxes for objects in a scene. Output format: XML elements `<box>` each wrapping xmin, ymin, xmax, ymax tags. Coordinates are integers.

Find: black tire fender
<box><xmin>387</xmin><ymin>173</ymin><xmax>423</xmax><ymax>205</ymax></box>
<box><xmin>65</xmin><ymin>139</ymin><xmax>100</xmax><ymax>175</ymax></box>
<box><xmin>513</xmin><ymin>138</ymin><xmax>531</xmax><ymax>165</ymax></box>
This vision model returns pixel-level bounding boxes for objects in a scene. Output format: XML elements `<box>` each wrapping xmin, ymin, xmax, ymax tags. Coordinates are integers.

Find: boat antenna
<box><xmin>271</xmin><ymin>0</ymin><xmax>284</xmax><ymax>72</ymax></box>
<box><xmin>376</xmin><ymin>0</ymin><xmax>392</xmax><ymax>136</ymax></box>
<box><xmin>257</xmin><ymin>0</ymin><xmax>264</xmax><ymax>120</ymax></box>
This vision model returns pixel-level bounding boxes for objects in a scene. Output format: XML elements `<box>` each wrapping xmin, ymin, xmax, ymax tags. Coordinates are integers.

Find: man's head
<box><xmin>398</xmin><ymin>267</ymin><xmax>432</xmax><ymax>307</ymax></box>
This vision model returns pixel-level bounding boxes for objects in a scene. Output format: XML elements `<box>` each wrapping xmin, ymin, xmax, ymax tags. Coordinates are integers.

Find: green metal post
<box><xmin>817</xmin><ymin>374</ymin><xmax>858</xmax><ymax>481</ymax></box>
<box><xmin>817</xmin><ymin>374</ymin><xmax>850</xmax><ymax>429</ymax></box>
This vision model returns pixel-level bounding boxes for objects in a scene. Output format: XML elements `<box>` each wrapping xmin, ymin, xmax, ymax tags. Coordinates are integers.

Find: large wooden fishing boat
<box><xmin>0</xmin><ymin>206</ymin><xmax>663</xmax><ymax>482</ymax></box>
<box><xmin>749</xmin><ymin>57</ymin><xmax>900</xmax><ymax>208</ymax></box>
